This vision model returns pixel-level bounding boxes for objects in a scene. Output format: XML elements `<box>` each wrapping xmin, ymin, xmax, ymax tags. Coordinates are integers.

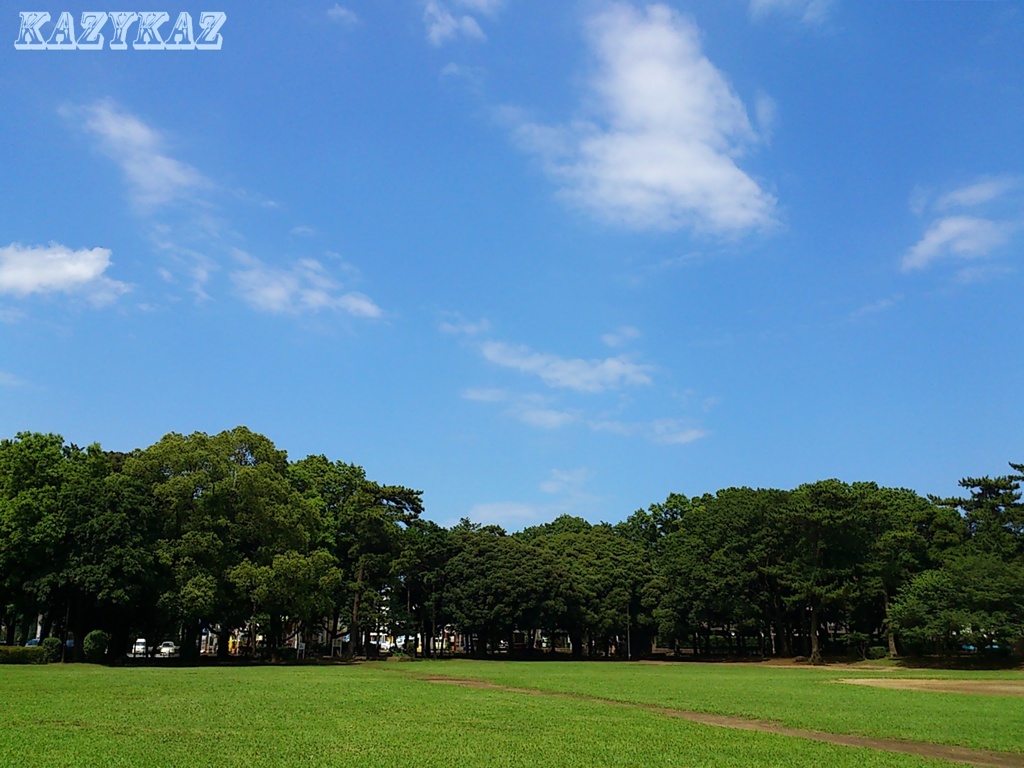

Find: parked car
<box><xmin>132</xmin><ymin>638</ymin><xmax>148</xmax><ymax>657</ymax></box>
<box><xmin>25</xmin><ymin>638</ymin><xmax>39</xmax><ymax>647</ymax></box>
<box><xmin>158</xmin><ymin>641</ymin><xmax>178</xmax><ymax>657</ymax></box>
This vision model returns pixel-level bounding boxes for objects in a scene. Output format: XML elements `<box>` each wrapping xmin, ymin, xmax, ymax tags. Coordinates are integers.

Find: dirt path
<box><xmin>840</xmin><ymin>678</ymin><xmax>1024</xmax><ymax>697</ymax></box>
<box><xmin>417</xmin><ymin>675</ymin><xmax>1024</xmax><ymax>768</ymax></box>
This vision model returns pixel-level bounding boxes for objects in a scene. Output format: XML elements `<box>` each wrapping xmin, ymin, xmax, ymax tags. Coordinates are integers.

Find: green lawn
<box><xmin>397</xmin><ymin>659</ymin><xmax>1024</xmax><ymax>754</ymax></box>
<box><xmin>0</xmin><ymin>662</ymin><xmax>1010</xmax><ymax>767</ymax></box>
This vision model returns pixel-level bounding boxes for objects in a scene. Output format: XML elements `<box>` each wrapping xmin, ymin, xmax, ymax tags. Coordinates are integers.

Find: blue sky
<box><xmin>2</xmin><ymin>1</ymin><xmax>1022</xmax><ymax>529</ymax></box>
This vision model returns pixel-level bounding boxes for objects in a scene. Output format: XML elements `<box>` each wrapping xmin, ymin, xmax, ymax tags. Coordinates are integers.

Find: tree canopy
<box><xmin>2</xmin><ymin>428</ymin><xmax>1020</xmax><ymax>662</ymax></box>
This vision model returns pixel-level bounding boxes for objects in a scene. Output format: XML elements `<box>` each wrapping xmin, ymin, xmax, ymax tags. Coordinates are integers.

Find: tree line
<box><xmin>1</xmin><ymin>427</ymin><xmax>1021</xmax><ymax>662</ymax></box>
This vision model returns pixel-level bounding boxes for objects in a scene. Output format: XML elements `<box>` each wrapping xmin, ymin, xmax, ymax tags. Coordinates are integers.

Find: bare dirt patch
<box><xmin>414</xmin><ymin>674</ymin><xmax>1024</xmax><ymax>767</ymax></box>
<box><xmin>840</xmin><ymin>678</ymin><xmax>1024</xmax><ymax>697</ymax></box>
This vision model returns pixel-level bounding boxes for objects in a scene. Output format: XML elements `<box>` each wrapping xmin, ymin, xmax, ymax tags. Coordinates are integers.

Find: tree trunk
<box><xmin>809</xmin><ymin>606</ymin><xmax>822</xmax><ymax>664</ymax></box>
<box><xmin>883</xmin><ymin>590</ymin><xmax>899</xmax><ymax>657</ymax></box>
<box><xmin>217</xmin><ymin>627</ymin><xmax>230</xmax><ymax>660</ymax></box>
<box><xmin>350</xmin><ymin>560</ymin><xmax>364</xmax><ymax>658</ymax></box>
<box><xmin>181</xmin><ymin>622</ymin><xmax>199</xmax><ymax>661</ymax></box>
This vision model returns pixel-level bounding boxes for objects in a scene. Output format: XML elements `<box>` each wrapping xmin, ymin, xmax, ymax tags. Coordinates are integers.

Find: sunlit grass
<box><xmin>0</xmin><ymin>663</ymin><xmax>954</xmax><ymax>768</ymax></box>
<box><xmin>399</xmin><ymin>659</ymin><xmax>1024</xmax><ymax>753</ymax></box>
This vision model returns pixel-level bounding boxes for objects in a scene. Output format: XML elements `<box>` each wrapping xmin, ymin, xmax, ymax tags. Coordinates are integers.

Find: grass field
<box><xmin>0</xmin><ymin>660</ymin><xmax>1020</xmax><ymax>767</ymax></box>
<box><xmin>402</xmin><ymin>659</ymin><xmax>1024</xmax><ymax>754</ymax></box>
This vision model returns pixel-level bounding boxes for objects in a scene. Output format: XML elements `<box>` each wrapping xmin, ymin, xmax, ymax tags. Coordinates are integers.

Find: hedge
<box><xmin>41</xmin><ymin>637</ymin><xmax>63</xmax><ymax>663</ymax></box>
<box><xmin>83</xmin><ymin>630</ymin><xmax>110</xmax><ymax>664</ymax></box>
<box><xmin>0</xmin><ymin>646</ymin><xmax>47</xmax><ymax>664</ymax></box>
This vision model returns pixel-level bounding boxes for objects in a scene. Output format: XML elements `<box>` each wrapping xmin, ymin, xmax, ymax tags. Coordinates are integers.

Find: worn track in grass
<box><xmin>396</xmin><ymin>672</ymin><xmax>1024</xmax><ymax>768</ymax></box>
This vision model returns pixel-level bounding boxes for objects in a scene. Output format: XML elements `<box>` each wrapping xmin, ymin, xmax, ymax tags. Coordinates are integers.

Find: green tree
<box><xmin>126</xmin><ymin>427</ymin><xmax>318</xmax><ymax>658</ymax></box>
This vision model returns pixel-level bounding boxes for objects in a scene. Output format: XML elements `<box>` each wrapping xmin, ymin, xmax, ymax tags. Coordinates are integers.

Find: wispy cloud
<box><xmin>456</xmin><ymin>0</ymin><xmax>504</xmax><ymax>15</ymax></box>
<box><xmin>601</xmin><ymin>325</ymin><xmax>641</xmax><ymax>348</ymax></box>
<box><xmin>749</xmin><ymin>0</ymin><xmax>833</xmax><ymax>25</ymax></box>
<box><xmin>504</xmin><ymin>3</ymin><xmax>776</xmax><ymax>234</ymax></box>
<box><xmin>466</xmin><ymin>465</ymin><xmax>596</xmax><ymax>528</ymax></box>
<box><xmin>61</xmin><ymin>101</ymin><xmax>384</xmax><ymax>317</ymax></box>
<box><xmin>0</xmin><ymin>371</ymin><xmax>26</xmax><ymax>387</ymax></box>
<box><xmin>465</xmin><ymin>501</ymin><xmax>540</xmax><ymax>528</ymax></box>
<box><xmin>539</xmin><ymin>467</ymin><xmax>591</xmax><ymax>495</ymax></box>
<box><xmin>231</xmin><ymin>250</ymin><xmax>382</xmax><ymax>317</ymax></box>
<box><xmin>63</xmin><ymin>100</ymin><xmax>209</xmax><ymax>209</ymax></box>
<box><xmin>462</xmin><ymin>388</ymin><xmax>580</xmax><ymax>429</ymax></box>
<box><xmin>455</xmin><ymin>325</ymin><xmax>709</xmax><ymax>444</ymax></box>
<box><xmin>439</xmin><ymin>313</ymin><xmax>491</xmax><ymax>336</ymax></box>
<box><xmin>936</xmin><ymin>176</ymin><xmax>1020</xmax><ymax>210</ymax></box>
<box><xmin>460</xmin><ymin>385</ymin><xmax>708</xmax><ymax>445</ymax></box>
<box><xmin>903</xmin><ymin>177</ymin><xmax>1021</xmax><ymax>276</ymax></box>
<box><xmin>848</xmin><ymin>295</ymin><xmax>901</xmax><ymax>321</ymax></box>
<box><xmin>903</xmin><ymin>216</ymin><xmax>1012</xmax><ymax>272</ymax></box>
<box><xmin>441</xmin><ymin>62</ymin><xmax>486</xmax><ymax>92</ymax></box>
<box><xmin>481</xmin><ymin>340</ymin><xmax>653</xmax><ymax>393</ymax></box>
<box><xmin>953</xmin><ymin>264</ymin><xmax>1016</xmax><ymax>285</ymax></box>
<box><xmin>590</xmin><ymin>416</ymin><xmax>707</xmax><ymax>444</ymax></box>
<box><xmin>327</xmin><ymin>4</ymin><xmax>358</xmax><ymax>25</ymax></box>
<box><xmin>0</xmin><ymin>242</ymin><xmax>130</xmax><ymax>306</ymax></box>
<box><xmin>424</xmin><ymin>1</ymin><xmax>485</xmax><ymax>46</ymax></box>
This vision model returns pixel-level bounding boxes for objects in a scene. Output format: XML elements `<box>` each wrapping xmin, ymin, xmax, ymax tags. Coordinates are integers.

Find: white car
<box><xmin>132</xmin><ymin>639</ymin><xmax>147</xmax><ymax>657</ymax></box>
<box><xmin>158</xmin><ymin>641</ymin><xmax>178</xmax><ymax>657</ymax></box>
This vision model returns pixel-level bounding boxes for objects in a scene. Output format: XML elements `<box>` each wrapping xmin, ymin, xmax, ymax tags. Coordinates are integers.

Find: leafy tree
<box><xmin>890</xmin><ymin>552</ymin><xmax>1024</xmax><ymax>654</ymax></box>
<box><xmin>770</xmin><ymin>481</ymin><xmax>875</xmax><ymax>664</ymax></box>
<box><xmin>392</xmin><ymin>520</ymin><xmax>453</xmax><ymax>657</ymax></box>
<box><xmin>126</xmin><ymin>427</ymin><xmax>317</xmax><ymax>658</ymax></box>
<box><xmin>0</xmin><ymin>433</ymin><xmax>67</xmax><ymax>645</ymax></box>
<box><xmin>444</xmin><ymin>527</ymin><xmax>563</xmax><ymax>655</ymax></box>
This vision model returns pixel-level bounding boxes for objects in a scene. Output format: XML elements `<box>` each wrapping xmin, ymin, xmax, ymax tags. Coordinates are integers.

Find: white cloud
<box><xmin>0</xmin><ymin>371</ymin><xmax>26</xmax><ymax>387</ymax></box>
<box><xmin>461</xmin><ymin>387</ymin><xmax>509</xmax><ymax>402</ymax></box>
<box><xmin>754</xmin><ymin>92</ymin><xmax>779</xmax><ymax>145</ymax></box>
<box><xmin>904</xmin><ymin>176</ymin><xmax>1021</xmax><ymax>274</ymax></box>
<box><xmin>64</xmin><ymin>100</ymin><xmax>209</xmax><ymax>208</ymax></box>
<box><xmin>749</xmin><ymin>0</ymin><xmax>833</xmax><ymax>25</ymax></box>
<box><xmin>937</xmin><ymin>177</ymin><xmax>1020</xmax><ymax>210</ymax></box>
<box><xmin>0</xmin><ymin>243</ymin><xmax>130</xmax><ymax>305</ymax></box>
<box><xmin>455</xmin><ymin>0</ymin><xmax>503</xmax><ymax>15</ymax></box>
<box><xmin>481</xmin><ymin>340</ymin><xmax>653</xmax><ymax>393</ymax></box>
<box><xmin>518</xmin><ymin>407</ymin><xmax>578</xmax><ymax>429</ymax></box>
<box><xmin>601</xmin><ymin>325</ymin><xmax>641</xmax><ymax>348</ymax></box>
<box><xmin>590</xmin><ymin>416</ymin><xmax>708</xmax><ymax>444</ymax></box>
<box><xmin>466</xmin><ymin>501</ymin><xmax>541</xmax><ymax>527</ymax></box>
<box><xmin>291</xmin><ymin>225</ymin><xmax>316</xmax><ymax>237</ymax></box>
<box><xmin>231</xmin><ymin>251</ymin><xmax>382</xmax><ymax>317</ymax></box>
<box><xmin>506</xmin><ymin>3</ymin><xmax>776</xmax><ymax>234</ymax></box>
<box><xmin>327</xmin><ymin>4</ymin><xmax>358</xmax><ymax>25</ymax></box>
<box><xmin>462</xmin><ymin>388</ymin><xmax>579</xmax><ymax>429</ymax></box>
<box><xmin>902</xmin><ymin>216</ymin><xmax>1013</xmax><ymax>272</ymax></box>
<box><xmin>540</xmin><ymin>467</ymin><xmax>591</xmax><ymax>495</ymax></box>
<box><xmin>466</xmin><ymin>465</ymin><xmax>596</xmax><ymax>529</ymax></box>
<box><xmin>424</xmin><ymin>1</ymin><xmax>485</xmax><ymax>46</ymax></box>
<box><xmin>440</xmin><ymin>314</ymin><xmax>491</xmax><ymax>336</ymax></box>
<box><xmin>953</xmin><ymin>264</ymin><xmax>1016</xmax><ymax>285</ymax></box>
<box><xmin>650</xmin><ymin>419</ymin><xmax>708</xmax><ymax>445</ymax></box>
<box><xmin>460</xmin><ymin>381</ymin><xmax>708</xmax><ymax>444</ymax></box>
<box><xmin>848</xmin><ymin>295</ymin><xmax>901</xmax><ymax>321</ymax></box>
<box><xmin>441</xmin><ymin>62</ymin><xmax>486</xmax><ymax>91</ymax></box>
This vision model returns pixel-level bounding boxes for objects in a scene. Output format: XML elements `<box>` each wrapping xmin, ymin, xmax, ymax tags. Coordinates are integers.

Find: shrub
<box><xmin>83</xmin><ymin>630</ymin><xmax>110</xmax><ymax>664</ymax></box>
<box><xmin>867</xmin><ymin>645</ymin><xmax>889</xmax><ymax>660</ymax></box>
<box><xmin>41</xmin><ymin>637</ymin><xmax>63</xmax><ymax>663</ymax></box>
<box><xmin>274</xmin><ymin>646</ymin><xmax>297</xmax><ymax>662</ymax></box>
<box><xmin>0</xmin><ymin>646</ymin><xmax>46</xmax><ymax>664</ymax></box>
